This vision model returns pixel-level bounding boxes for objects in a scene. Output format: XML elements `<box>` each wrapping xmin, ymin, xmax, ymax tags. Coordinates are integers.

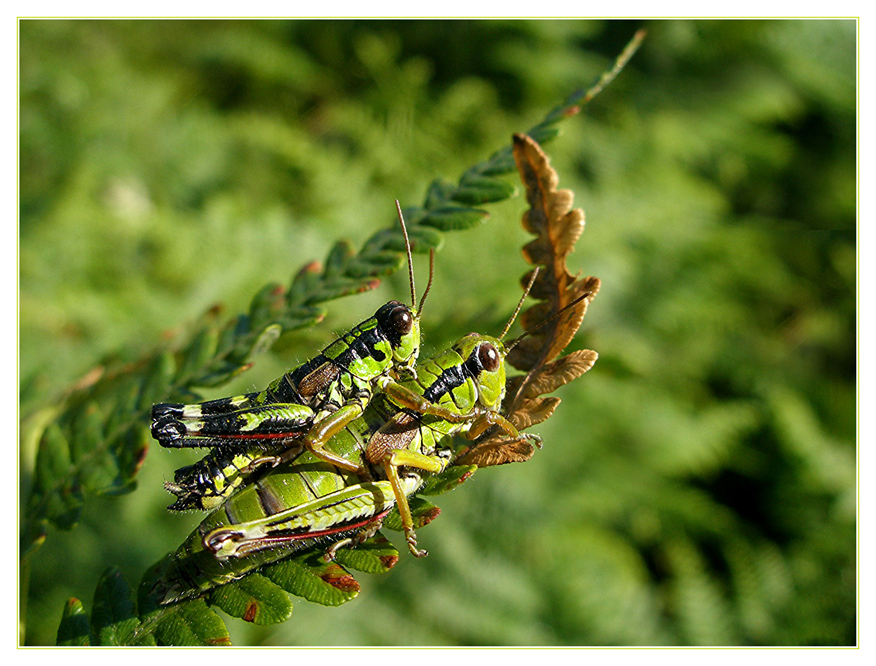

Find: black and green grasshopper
<box><xmin>152</xmin><ymin>203</ymin><xmax>434</xmax><ymax>509</ymax></box>
<box><xmin>154</xmin><ymin>278</ymin><xmax>587</xmax><ymax>604</ymax></box>
<box><xmin>154</xmin><ymin>330</ymin><xmax>530</xmax><ymax>604</ymax></box>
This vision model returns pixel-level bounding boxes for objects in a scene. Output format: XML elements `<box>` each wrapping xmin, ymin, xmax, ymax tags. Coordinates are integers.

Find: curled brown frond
<box><xmin>458</xmin><ymin>135</ymin><xmax>600</xmax><ymax>466</ymax></box>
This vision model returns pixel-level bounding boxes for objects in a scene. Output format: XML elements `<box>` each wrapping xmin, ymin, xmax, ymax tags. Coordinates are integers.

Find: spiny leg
<box><xmin>151</xmin><ymin>391</ymin><xmax>263</xmax><ymax>421</ymax></box>
<box><xmin>153</xmin><ymin>402</ymin><xmax>316</xmax><ymax>447</ymax></box>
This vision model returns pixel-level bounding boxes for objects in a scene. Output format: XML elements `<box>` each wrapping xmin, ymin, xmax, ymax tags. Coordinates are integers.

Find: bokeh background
<box><xmin>19</xmin><ymin>19</ymin><xmax>856</xmax><ymax>646</ymax></box>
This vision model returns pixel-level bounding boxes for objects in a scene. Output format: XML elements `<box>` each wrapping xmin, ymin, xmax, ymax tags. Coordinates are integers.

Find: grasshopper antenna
<box><xmin>418</xmin><ymin>248</ymin><xmax>435</xmax><ymax>315</ymax></box>
<box><xmin>395</xmin><ymin>199</ymin><xmax>417</xmax><ymax>311</ymax></box>
<box><xmin>504</xmin><ymin>290</ymin><xmax>593</xmax><ymax>354</ymax></box>
<box><xmin>499</xmin><ymin>268</ymin><xmax>540</xmax><ymax>341</ymax></box>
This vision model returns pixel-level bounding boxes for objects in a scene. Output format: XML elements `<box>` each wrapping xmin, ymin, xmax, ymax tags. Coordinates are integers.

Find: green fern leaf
<box><xmin>207</xmin><ymin>574</ymin><xmax>294</xmax><ymax>625</ymax></box>
<box><xmin>56</xmin><ymin>598</ymin><xmax>92</xmax><ymax>646</ymax></box>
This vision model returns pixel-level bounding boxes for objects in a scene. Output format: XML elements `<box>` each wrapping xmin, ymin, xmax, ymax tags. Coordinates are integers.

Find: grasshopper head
<box><xmin>452</xmin><ymin>333</ymin><xmax>507</xmax><ymax>411</ymax></box>
<box><xmin>375</xmin><ymin>300</ymin><xmax>421</xmax><ymax>369</ymax></box>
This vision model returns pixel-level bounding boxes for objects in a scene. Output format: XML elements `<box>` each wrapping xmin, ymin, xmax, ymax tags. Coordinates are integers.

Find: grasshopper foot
<box><xmin>406</xmin><ymin>533</ymin><xmax>428</xmax><ymax>558</ymax></box>
<box><xmin>520</xmin><ymin>431</ymin><xmax>543</xmax><ymax>449</ymax></box>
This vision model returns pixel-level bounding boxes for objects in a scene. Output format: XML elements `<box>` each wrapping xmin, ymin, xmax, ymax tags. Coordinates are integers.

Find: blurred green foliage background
<box><xmin>19</xmin><ymin>19</ymin><xmax>856</xmax><ymax>646</ymax></box>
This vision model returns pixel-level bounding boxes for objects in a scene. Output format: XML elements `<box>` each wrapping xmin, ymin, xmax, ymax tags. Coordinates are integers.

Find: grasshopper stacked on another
<box><xmin>151</xmin><ymin>205</ymin><xmax>573</xmax><ymax>605</ymax></box>
<box><xmin>153</xmin><ymin>295</ymin><xmax>550</xmax><ymax>604</ymax></box>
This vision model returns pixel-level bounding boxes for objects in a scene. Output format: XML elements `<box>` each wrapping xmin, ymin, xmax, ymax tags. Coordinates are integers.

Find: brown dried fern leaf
<box><xmin>457</xmin><ymin>134</ymin><xmax>599</xmax><ymax>467</ymax></box>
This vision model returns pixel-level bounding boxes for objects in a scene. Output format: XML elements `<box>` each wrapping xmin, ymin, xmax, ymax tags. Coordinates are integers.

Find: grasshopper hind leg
<box><xmin>152</xmin><ymin>391</ymin><xmax>262</xmax><ymax>421</ymax></box>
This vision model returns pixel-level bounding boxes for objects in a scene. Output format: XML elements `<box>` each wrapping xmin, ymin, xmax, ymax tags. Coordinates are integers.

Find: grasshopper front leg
<box><xmin>376</xmin><ymin>376</ymin><xmax>480</xmax><ymax>425</ymax></box>
<box><xmin>380</xmin><ymin>374</ymin><xmax>527</xmax><ymax>442</ymax></box>
<box><xmin>460</xmin><ymin>409</ymin><xmax>542</xmax><ymax>447</ymax></box>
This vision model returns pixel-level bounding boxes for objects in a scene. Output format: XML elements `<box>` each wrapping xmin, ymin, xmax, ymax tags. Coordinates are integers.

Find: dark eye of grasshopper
<box><xmin>477</xmin><ymin>343</ymin><xmax>501</xmax><ymax>372</ymax></box>
<box><xmin>388</xmin><ymin>305</ymin><xmax>413</xmax><ymax>335</ymax></box>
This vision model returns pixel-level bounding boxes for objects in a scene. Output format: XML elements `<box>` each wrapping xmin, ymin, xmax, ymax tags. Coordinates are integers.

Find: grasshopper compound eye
<box><xmin>477</xmin><ymin>342</ymin><xmax>501</xmax><ymax>372</ymax></box>
<box><xmin>388</xmin><ymin>305</ymin><xmax>414</xmax><ymax>335</ymax></box>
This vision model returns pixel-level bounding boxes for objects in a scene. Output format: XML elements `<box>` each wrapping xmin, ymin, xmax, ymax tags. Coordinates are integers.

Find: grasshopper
<box><xmin>154</xmin><ymin>275</ymin><xmax>586</xmax><ymax>604</ymax></box>
<box><xmin>154</xmin><ymin>330</ymin><xmax>529</xmax><ymax>604</ymax></box>
<box><xmin>152</xmin><ymin>202</ymin><xmax>435</xmax><ymax>508</ymax></box>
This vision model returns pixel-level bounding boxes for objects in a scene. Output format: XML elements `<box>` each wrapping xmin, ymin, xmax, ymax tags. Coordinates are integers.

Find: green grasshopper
<box><xmin>154</xmin><ymin>330</ymin><xmax>529</xmax><ymax>604</ymax></box>
<box><xmin>152</xmin><ymin>203</ymin><xmax>434</xmax><ymax>507</ymax></box>
<box><xmin>155</xmin><ymin>276</ymin><xmax>586</xmax><ymax>604</ymax></box>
